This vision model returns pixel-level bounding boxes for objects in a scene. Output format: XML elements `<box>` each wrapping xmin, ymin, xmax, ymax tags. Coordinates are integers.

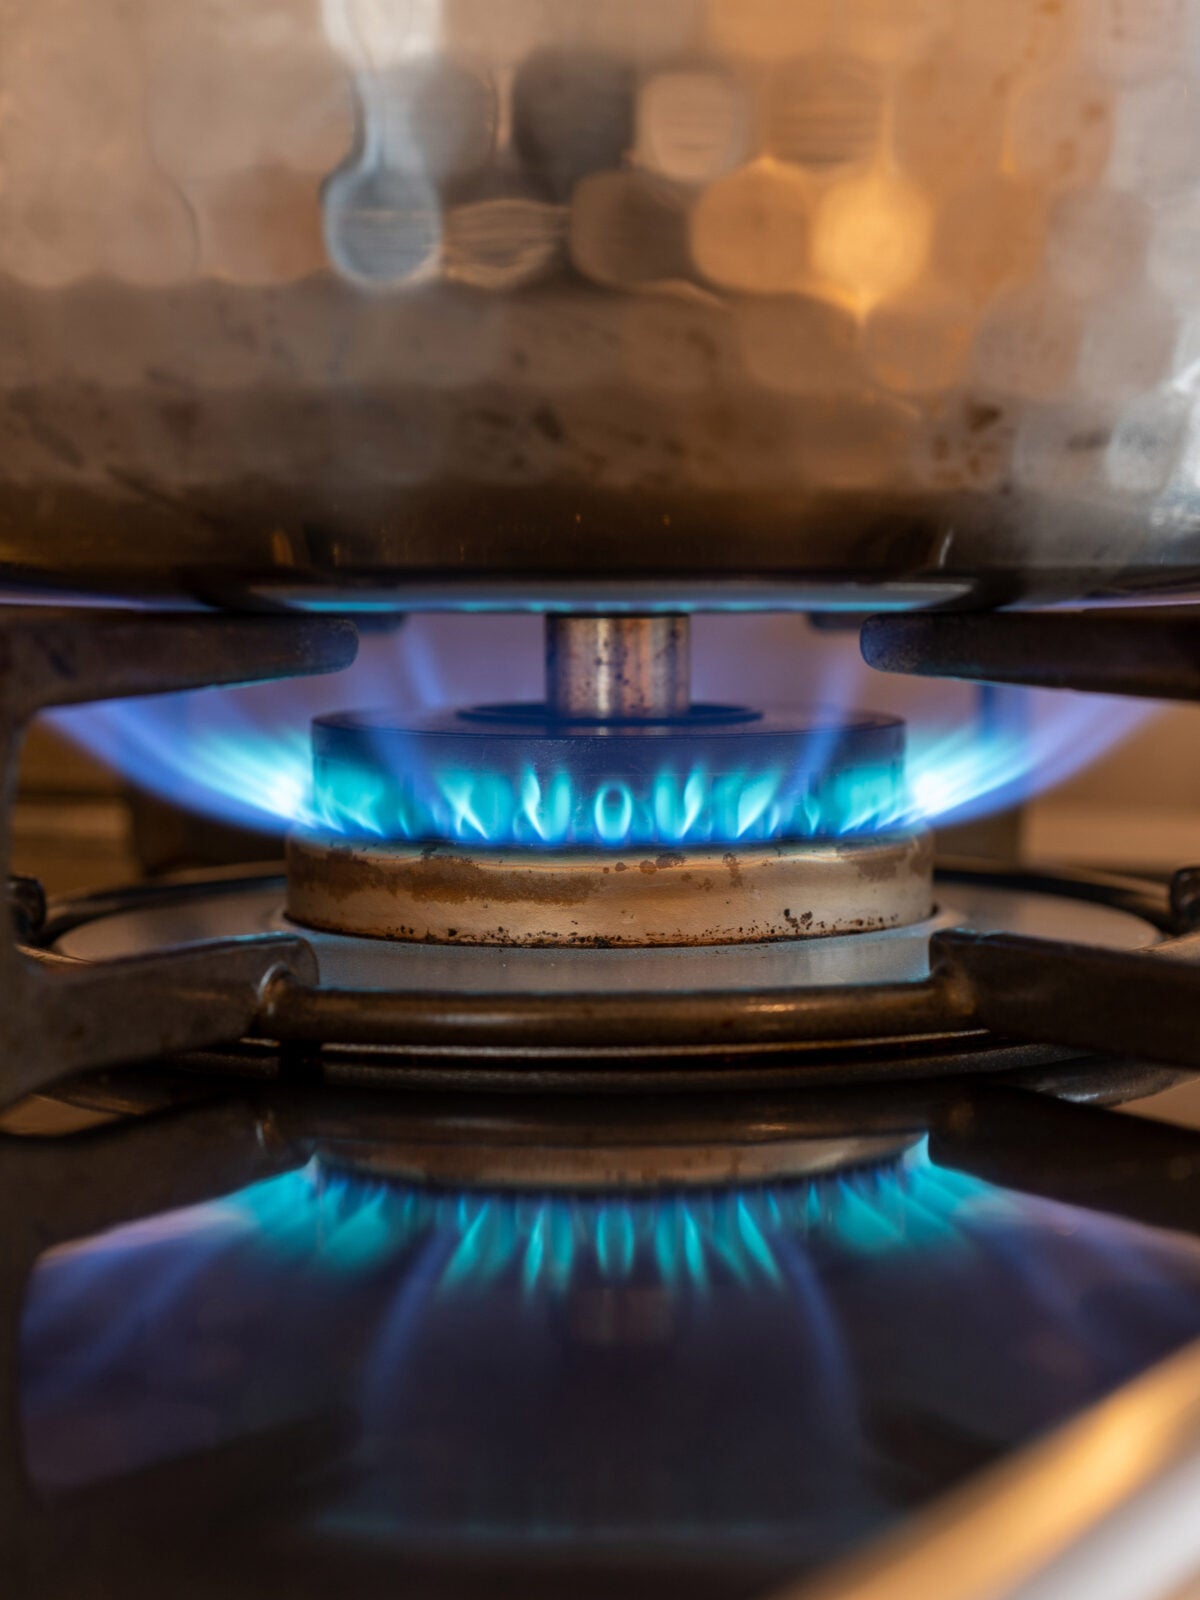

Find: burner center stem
<box><xmin>545</xmin><ymin>614</ymin><xmax>690</xmax><ymax>720</ymax></box>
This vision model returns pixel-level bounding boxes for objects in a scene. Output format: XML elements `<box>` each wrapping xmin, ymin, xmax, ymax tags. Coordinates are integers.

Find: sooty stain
<box><xmin>531</xmin><ymin>403</ymin><xmax>564</xmax><ymax>443</ymax></box>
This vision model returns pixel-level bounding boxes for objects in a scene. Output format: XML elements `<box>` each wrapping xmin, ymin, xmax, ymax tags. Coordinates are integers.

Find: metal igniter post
<box><xmin>545</xmin><ymin>614</ymin><xmax>690</xmax><ymax>720</ymax></box>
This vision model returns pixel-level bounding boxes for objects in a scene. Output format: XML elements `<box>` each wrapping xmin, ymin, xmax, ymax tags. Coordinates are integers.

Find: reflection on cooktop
<box><xmin>19</xmin><ymin>1141</ymin><xmax>1200</xmax><ymax>1582</ymax></box>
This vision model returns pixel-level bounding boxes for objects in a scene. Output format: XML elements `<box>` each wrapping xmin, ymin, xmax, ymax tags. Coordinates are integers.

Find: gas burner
<box><xmin>48</xmin><ymin>860</ymin><xmax>1162</xmax><ymax>1091</ymax></box>
<box><xmin>7</xmin><ymin>604</ymin><xmax>1200</xmax><ymax>1113</ymax></box>
<box><xmin>293</xmin><ymin>613</ymin><xmax>928</xmax><ymax>946</ymax></box>
<box><xmin>293</xmin><ymin>699</ymin><xmax>925</xmax><ymax>946</ymax></box>
<box><xmin>318</xmin><ymin>1110</ymin><xmax>917</xmax><ymax>1191</ymax></box>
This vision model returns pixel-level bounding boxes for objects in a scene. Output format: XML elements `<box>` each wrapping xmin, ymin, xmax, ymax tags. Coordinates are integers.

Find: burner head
<box><xmin>285</xmin><ymin>830</ymin><xmax>934</xmax><ymax>946</ymax></box>
<box><xmin>293</xmin><ymin>702</ymin><xmax>928</xmax><ymax>947</ymax></box>
<box><xmin>310</xmin><ymin>703</ymin><xmax>908</xmax><ymax>850</ymax></box>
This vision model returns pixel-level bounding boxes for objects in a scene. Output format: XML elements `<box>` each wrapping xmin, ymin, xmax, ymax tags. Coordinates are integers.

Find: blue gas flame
<box><xmin>22</xmin><ymin>1138</ymin><xmax>1200</xmax><ymax>1508</ymax></box>
<box><xmin>127</xmin><ymin>1141</ymin><xmax>1002</xmax><ymax>1299</ymax></box>
<box><xmin>47</xmin><ymin>617</ymin><xmax>1152</xmax><ymax>843</ymax></box>
<box><xmin>310</xmin><ymin>750</ymin><xmax>907</xmax><ymax>846</ymax></box>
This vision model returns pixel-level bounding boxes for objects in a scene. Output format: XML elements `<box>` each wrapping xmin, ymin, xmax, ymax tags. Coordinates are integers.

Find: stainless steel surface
<box><xmin>545</xmin><ymin>613</ymin><xmax>690</xmax><ymax>718</ymax></box>
<box><xmin>284</xmin><ymin>830</ymin><xmax>934</xmax><ymax>945</ymax></box>
<box><xmin>786</xmin><ymin>1336</ymin><xmax>1200</xmax><ymax>1600</ymax></box>
<box><xmin>5</xmin><ymin>2</ymin><xmax>1200</xmax><ymax>604</ymax></box>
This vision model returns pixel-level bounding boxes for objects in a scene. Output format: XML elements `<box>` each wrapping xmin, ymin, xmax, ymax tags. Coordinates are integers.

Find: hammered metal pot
<box><xmin>3</xmin><ymin>0</ymin><xmax>1200</xmax><ymax>607</ymax></box>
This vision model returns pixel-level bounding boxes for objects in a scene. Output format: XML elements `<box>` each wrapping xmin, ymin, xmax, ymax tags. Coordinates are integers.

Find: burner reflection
<box><xmin>191</xmin><ymin>1144</ymin><xmax>996</xmax><ymax>1292</ymax></box>
<box><xmin>19</xmin><ymin>1143</ymin><xmax>1200</xmax><ymax>1572</ymax></box>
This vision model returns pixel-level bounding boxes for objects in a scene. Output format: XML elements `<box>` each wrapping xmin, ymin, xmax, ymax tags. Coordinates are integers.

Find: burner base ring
<box><xmin>285</xmin><ymin>830</ymin><xmax>934</xmax><ymax>947</ymax></box>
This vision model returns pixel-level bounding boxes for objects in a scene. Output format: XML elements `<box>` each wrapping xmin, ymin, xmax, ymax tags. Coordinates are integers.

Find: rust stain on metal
<box><xmin>852</xmin><ymin>832</ymin><xmax>933</xmax><ymax>884</ymax></box>
<box><xmin>289</xmin><ymin>840</ymin><xmax>602</xmax><ymax>910</ymax></box>
<box><xmin>286</xmin><ymin>830</ymin><xmax>933</xmax><ymax>948</ymax></box>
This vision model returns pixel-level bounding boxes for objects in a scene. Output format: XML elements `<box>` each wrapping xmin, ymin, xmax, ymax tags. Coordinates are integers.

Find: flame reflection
<box><xmin>47</xmin><ymin>616</ymin><xmax>1152</xmax><ymax>841</ymax></box>
<box><xmin>19</xmin><ymin>1138</ymin><xmax>1200</xmax><ymax>1569</ymax></box>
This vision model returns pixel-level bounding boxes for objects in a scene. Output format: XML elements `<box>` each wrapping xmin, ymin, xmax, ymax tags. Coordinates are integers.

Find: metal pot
<box><xmin>3</xmin><ymin>0</ymin><xmax>1200</xmax><ymax>608</ymax></box>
